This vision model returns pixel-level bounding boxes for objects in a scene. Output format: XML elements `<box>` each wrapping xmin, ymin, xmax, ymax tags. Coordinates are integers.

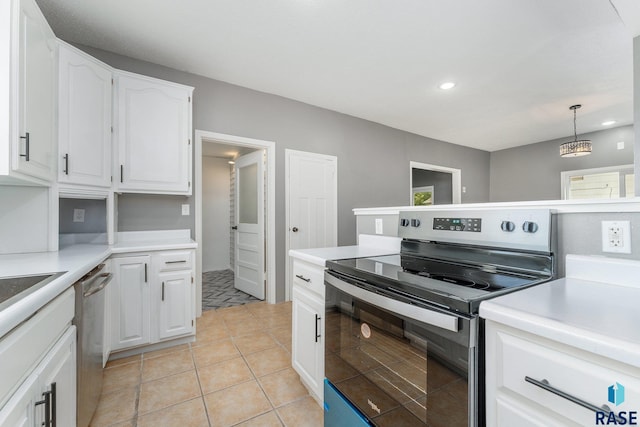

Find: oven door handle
<box><xmin>325</xmin><ymin>272</ymin><xmax>459</xmax><ymax>332</ymax></box>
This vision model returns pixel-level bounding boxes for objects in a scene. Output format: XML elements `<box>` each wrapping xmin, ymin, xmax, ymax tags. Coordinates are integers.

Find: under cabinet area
<box><xmin>109</xmin><ymin>249</ymin><xmax>195</xmax><ymax>355</ymax></box>
<box><xmin>57</xmin><ymin>42</ymin><xmax>112</xmax><ymax>187</ymax></box>
<box><xmin>114</xmin><ymin>72</ymin><xmax>193</xmax><ymax>195</ymax></box>
<box><xmin>1</xmin><ymin>0</ymin><xmax>56</xmax><ymax>184</ymax></box>
<box><xmin>291</xmin><ymin>258</ymin><xmax>325</xmax><ymax>403</ymax></box>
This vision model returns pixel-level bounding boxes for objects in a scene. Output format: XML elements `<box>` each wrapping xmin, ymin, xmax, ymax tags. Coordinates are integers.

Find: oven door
<box><xmin>324</xmin><ymin>270</ymin><xmax>478</xmax><ymax>427</ymax></box>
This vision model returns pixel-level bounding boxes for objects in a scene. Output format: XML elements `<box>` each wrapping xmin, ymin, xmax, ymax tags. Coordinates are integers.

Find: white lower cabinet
<box><xmin>111</xmin><ymin>255</ymin><xmax>150</xmax><ymax>350</ymax></box>
<box><xmin>157</xmin><ymin>270</ymin><xmax>193</xmax><ymax>340</ymax></box>
<box><xmin>291</xmin><ymin>258</ymin><xmax>325</xmax><ymax>403</ymax></box>
<box><xmin>110</xmin><ymin>250</ymin><xmax>195</xmax><ymax>354</ymax></box>
<box><xmin>0</xmin><ymin>288</ymin><xmax>76</xmax><ymax>427</ymax></box>
<box><xmin>485</xmin><ymin>320</ymin><xmax>640</xmax><ymax>427</ymax></box>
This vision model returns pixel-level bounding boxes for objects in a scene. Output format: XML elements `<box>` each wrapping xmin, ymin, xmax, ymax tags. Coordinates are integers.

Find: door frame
<box><xmin>409</xmin><ymin>161</ymin><xmax>462</xmax><ymax>204</ymax></box>
<box><xmin>285</xmin><ymin>149</ymin><xmax>338</xmax><ymax>301</ymax></box>
<box><xmin>195</xmin><ymin>130</ymin><xmax>276</xmax><ymax>316</ymax></box>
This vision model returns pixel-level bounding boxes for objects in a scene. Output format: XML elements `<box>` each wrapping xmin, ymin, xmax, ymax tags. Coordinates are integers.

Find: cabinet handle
<box><xmin>166</xmin><ymin>260</ymin><xmax>187</xmax><ymax>264</ymax></box>
<box><xmin>315</xmin><ymin>314</ymin><xmax>321</xmax><ymax>342</ymax></box>
<box><xmin>20</xmin><ymin>132</ymin><xmax>30</xmax><ymax>161</ymax></box>
<box><xmin>144</xmin><ymin>263</ymin><xmax>148</xmax><ymax>283</ymax></box>
<box><xmin>295</xmin><ymin>274</ymin><xmax>311</xmax><ymax>283</ymax></box>
<box><xmin>162</xmin><ymin>281</ymin><xmax>165</xmax><ymax>301</ymax></box>
<box><xmin>63</xmin><ymin>153</ymin><xmax>69</xmax><ymax>175</ymax></box>
<box><xmin>120</xmin><ymin>164</ymin><xmax>123</xmax><ymax>183</ymax></box>
<box><xmin>51</xmin><ymin>382</ymin><xmax>57</xmax><ymax>427</ymax></box>
<box><xmin>524</xmin><ymin>377</ymin><xmax>620</xmax><ymax>421</ymax></box>
<box><xmin>35</xmin><ymin>382</ymin><xmax>55</xmax><ymax>427</ymax></box>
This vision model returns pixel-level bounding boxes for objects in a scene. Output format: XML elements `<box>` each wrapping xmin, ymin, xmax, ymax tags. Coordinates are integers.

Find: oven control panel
<box><xmin>433</xmin><ymin>217</ymin><xmax>481</xmax><ymax>232</ymax></box>
<box><xmin>397</xmin><ymin>209</ymin><xmax>554</xmax><ymax>253</ymax></box>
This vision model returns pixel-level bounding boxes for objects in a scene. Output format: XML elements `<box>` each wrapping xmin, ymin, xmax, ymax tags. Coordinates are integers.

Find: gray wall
<box><xmin>116</xmin><ymin>194</ymin><xmax>192</xmax><ymax>232</ymax></box>
<box><xmin>74</xmin><ymin>44</ymin><xmax>491</xmax><ymax>301</ymax></box>
<box><xmin>59</xmin><ymin>198</ymin><xmax>106</xmax><ymax>233</ymax></box>
<box><xmin>412</xmin><ymin>169</ymin><xmax>453</xmax><ymax>204</ymax></box>
<box><xmin>490</xmin><ymin>125</ymin><xmax>634</xmax><ymax>202</ymax></box>
<box><xmin>635</xmin><ymin>36</ymin><xmax>640</xmax><ymax>196</ymax></box>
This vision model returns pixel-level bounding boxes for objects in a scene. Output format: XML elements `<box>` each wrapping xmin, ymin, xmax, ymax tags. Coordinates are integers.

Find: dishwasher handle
<box><xmin>83</xmin><ymin>273</ymin><xmax>112</xmax><ymax>298</ymax></box>
<box><xmin>80</xmin><ymin>263</ymin><xmax>106</xmax><ymax>285</ymax></box>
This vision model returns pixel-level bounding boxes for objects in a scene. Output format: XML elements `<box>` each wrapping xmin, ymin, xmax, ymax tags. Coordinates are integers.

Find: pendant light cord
<box><xmin>573</xmin><ymin>108</ymin><xmax>578</xmax><ymax>141</ymax></box>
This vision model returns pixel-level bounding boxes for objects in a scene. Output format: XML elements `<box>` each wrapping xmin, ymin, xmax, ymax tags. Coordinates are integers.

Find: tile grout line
<box><xmin>188</xmin><ymin>343</ymin><xmax>213</xmax><ymax>427</ymax></box>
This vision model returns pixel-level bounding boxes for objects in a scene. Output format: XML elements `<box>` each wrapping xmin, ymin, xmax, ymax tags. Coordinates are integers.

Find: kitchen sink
<box><xmin>0</xmin><ymin>271</ymin><xmax>66</xmax><ymax>312</ymax></box>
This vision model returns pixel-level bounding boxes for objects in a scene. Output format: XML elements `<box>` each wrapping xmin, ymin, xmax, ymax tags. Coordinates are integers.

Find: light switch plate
<box><xmin>375</xmin><ymin>218</ymin><xmax>383</xmax><ymax>234</ymax></box>
<box><xmin>73</xmin><ymin>208</ymin><xmax>85</xmax><ymax>223</ymax></box>
<box><xmin>182</xmin><ymin>204</ymin><xmax>190</xmax><ymax>216</ymax></box>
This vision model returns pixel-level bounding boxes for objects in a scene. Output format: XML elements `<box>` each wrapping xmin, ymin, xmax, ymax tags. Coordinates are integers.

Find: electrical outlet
<box><xmin>602</xmin><ymin>221</ymin><xmax>631</xmax><ymax>254</ymax></box>
<box><xmin>73</xmin><ymin>208</ymin><xmax>85</xmax><ymax>223</ymax></box>
<box><xmin>375</xmin><ymin>218</ymin><xmax>383</xmax><ymax>234</ymax></box>
<box><xmin>181</xmin><ymin>204</ymin><xmax>190</xmax><ymax>216</ymax></box>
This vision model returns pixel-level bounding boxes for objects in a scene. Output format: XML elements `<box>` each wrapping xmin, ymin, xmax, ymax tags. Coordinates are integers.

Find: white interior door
<box><xmin>234</xmin><ymin>150</ymin><xmax>265</xmax><ymax>299</ymax></box>
<box><xmin>286</xmin><ymin>150</ymin><xmax>337</xmax><ymax>299</ymax></box>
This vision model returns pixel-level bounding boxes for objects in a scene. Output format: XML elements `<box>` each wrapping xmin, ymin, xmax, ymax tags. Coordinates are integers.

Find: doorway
<box><xmin>195</xmin><ymin>131</ymin><xmax>276</xmax><ymax>317</ymax></box>
<box><xmin>410</xmin><ymin>161</ymin><xmax>462</xmax><ymax>205</ymax></box>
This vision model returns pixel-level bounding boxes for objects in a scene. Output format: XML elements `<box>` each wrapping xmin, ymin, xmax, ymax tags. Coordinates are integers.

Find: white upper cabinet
<box><xmin>114</xmin><ymin>72</ymin><xmax>193</xmax><ymax>195</ymax></box>
<box><xmin>58</xmin><ymin>42</ymin><xmax>112</xmax><ymax>187</ymax></box>
<box><xmin>0</xmin><ymin>0</ymin><xmax>56</xmax><ymax>184</ymax></box>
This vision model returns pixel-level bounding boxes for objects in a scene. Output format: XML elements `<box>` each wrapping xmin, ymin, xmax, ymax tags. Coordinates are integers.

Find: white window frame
<box><xmin>560</xmin><ymin>164</ymin><xmax>634</xmax><ymax>200</ymax></box>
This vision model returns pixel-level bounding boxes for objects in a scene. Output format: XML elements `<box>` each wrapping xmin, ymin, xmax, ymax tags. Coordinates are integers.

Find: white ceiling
<box><xmin>37</xmin><ymin>0</ymin><xmax>638</xmax><ymax>152</ymax></box>
<box><xmin>202</xmin><ymin>143</ymin><xmax>255</xmax><ymax>159</ymax></box>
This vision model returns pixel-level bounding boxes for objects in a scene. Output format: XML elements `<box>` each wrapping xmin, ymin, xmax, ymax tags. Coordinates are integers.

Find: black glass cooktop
<box><xmin>327</xmin><ymin>254</ymin><xmax>544</xmax><ymax>313</ymax></box>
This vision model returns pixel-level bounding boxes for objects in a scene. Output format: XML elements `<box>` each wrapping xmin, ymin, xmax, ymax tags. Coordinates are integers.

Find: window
<box><xmin>561</xmin><ymin>165</ymin><xmax>635</xmax><ymax>200</ymax></box>
<box><xmin>412</xmin><ymin>185</ymin><xmax>434</xmax><ymax>206</ymax></box>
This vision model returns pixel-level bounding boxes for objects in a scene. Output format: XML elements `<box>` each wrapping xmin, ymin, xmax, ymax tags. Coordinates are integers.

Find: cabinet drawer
<box><xmin>155</xmin><ymin>251</ymin><xmax>192</xmax><ymax>272</ymax></box>
<box><xmin>292</xmin><ymin>259</ymin><xmax>325</xmax><ymax>297</ymax></box>
<box><xmin>495</xmin><ymin>329</ymin><xmax>640</xmax><ymax>425</ymax></box>
<box><xmin>0</xmin><ymin>287</ymin><xmax>75</xmax><ymax>408</ymax></box>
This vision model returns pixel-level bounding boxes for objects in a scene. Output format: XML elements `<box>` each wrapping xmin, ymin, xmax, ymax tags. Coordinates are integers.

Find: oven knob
<box><xmin>500</xmin><ymin>221</ymin><xmax>515</xmax><ymax>232</ymax></box>
<box><xmin>411</xmin><ymin>219</ymin><xmax>421</xmax><ymax>227</ymax></box>
<box><xmin>522</xmin><ymin>221</ymin><xmax>539</xmax><ymax>233</ymax></box>
<box><xmin>400</xmin><ymin>218</ymin><xmax>410</xmax><ymax>227</ymax></box>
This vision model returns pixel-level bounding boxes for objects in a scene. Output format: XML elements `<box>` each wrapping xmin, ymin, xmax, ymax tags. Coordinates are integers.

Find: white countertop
<box><xmin>480</xmin><ymin>276</ymin><xmax>640</xmax><ymax>368</ymax></box>
<box><xmin>0</xmin><ymin>231</ymin><xmax>196</xmax><ymax>338</ymax></box>
<box><xmin>289</xmin><ymin>234</ymin><xmax>401</xmax><ymax>266</ymax></box>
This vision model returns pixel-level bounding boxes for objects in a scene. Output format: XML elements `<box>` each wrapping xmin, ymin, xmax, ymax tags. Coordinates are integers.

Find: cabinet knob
<box><xmin>292</xmin><ymin>227</ymin><xmax>299</xmax><ymax>232</ymax></box>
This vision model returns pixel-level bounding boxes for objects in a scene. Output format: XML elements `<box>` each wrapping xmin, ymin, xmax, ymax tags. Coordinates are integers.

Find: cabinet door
<box><xmin>58</xmin><ymin>42</ymin><xmax>112</xmax><ymax>187</ymax></box>
<box><xmin>34</xmin><ymin>327</ymin><xmax>76</xmax><ymax>427</ymax></box>
<box><xmin>291</xmin><ymin>285</ymin><xmax>324</xmax><ymax>400</ymax></box>
<box><xmin>13</xmin><ymin>0</ymin><xmax>56</xmax><ymax>181</ymax></box>
<box><xmin>157</xmin><ymin>270</ymin><xmax>194</xmax><ymax>340</ymax></box>
<box><xmin>111</xmin><ymin>256</ymin><xmax>150</xmax><ymax>350</ymax></box>
<box><xmin>0</xmin><ymin>375</ymin><xmax>37</xmax><ymax>427</ymax></box>
<box><xmin>116</xmin><ymin>73</ymin><xmax>192</xmax><ymax>194</ymax></box>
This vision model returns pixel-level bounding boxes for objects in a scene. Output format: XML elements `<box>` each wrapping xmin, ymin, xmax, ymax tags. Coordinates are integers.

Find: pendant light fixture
<box><xmin>560</xmin><ymin>104</ymin><xmax>592</xmax><ymax>157</ymax></box>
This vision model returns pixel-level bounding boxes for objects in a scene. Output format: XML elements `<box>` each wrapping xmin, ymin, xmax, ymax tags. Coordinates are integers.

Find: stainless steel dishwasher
<box><xmin>73</xmin><ymin>263</ymin><xmax>112</xmax><ymax>427</ymax></box>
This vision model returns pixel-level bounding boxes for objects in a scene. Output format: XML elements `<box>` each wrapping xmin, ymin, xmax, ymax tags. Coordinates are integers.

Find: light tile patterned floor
<box><xmin>92</xmin><ymin>302</ymin><xmax>323</xmax><ymax>427</ymax></box>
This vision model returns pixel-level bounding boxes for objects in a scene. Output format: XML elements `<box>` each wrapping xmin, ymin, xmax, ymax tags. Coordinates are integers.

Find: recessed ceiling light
<box><xmin>439</xmin><ymin>82</ymin><xmax>456</xmax><ymax>90</ymax></box>
<box><xmin>602</xmin><ymin>120</ymin><xmax>616</xmax><ymax>126</ymax></box>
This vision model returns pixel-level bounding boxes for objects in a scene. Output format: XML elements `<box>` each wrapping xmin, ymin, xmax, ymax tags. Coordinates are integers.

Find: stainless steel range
<box><xmin>323</xmin><ymin>209</ymin><xmax>556</xmax><ymax>427</ymax></box>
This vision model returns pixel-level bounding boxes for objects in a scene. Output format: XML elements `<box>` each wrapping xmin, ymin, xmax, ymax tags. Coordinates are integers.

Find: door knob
<box><xmin>292</xmin><ymin>227</ymin><xmax>299</xmax><ymax>232</ymax></box>
<box><xmin>231</xmin><ymin>226</ymin><xmax>238</xmax><ymax>230</ymax></box>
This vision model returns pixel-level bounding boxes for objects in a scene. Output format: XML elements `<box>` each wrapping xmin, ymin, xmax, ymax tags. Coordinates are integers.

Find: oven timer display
<box><xmin>433</xmin><ymin>217</ymin><xmax>482</xmax><ymax>232</ymax></box>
